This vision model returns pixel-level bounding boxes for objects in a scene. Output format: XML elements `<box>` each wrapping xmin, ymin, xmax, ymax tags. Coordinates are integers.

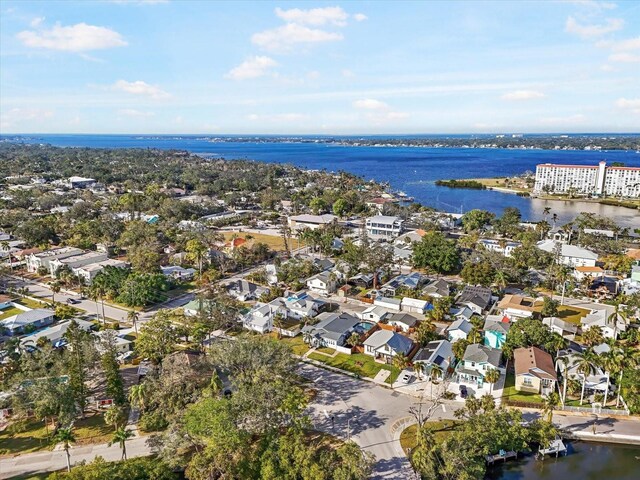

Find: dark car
<box><xmin>67</xmin><ymin>298</ymin><xmax>80</xmax><ymax>305</ymax></box>
<box><xmin>459</xmin><ymin>385</ymin><xmax>468</xmax><ymax>399</ymax></box>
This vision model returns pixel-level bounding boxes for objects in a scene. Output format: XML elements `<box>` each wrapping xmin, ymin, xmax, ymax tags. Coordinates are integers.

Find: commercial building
<box><xmin>533</xmin><ymin>161</ymin><xmax>640</xmax><ymax>197</ymax></box>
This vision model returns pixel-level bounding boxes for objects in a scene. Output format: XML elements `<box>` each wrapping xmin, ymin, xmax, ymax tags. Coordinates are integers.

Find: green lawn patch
<box><xmin>15</xmin><ymin>298</ymin><xmax>48</xmax><ymax>310</ymax></box>
<box><xmin>400</xmin><ymin>420</ymin><xmax>462</xmax><ymax>453</ymax></box>
<box><xmin>0</xmin><ymin>413</ymin><xmax>113</xmax><ymax>457</ymax></box>
<box><xmin>275</xmin><ymin>334</ymin><xmax>310</xmax><ymax>356</ymax></box>
<box><xmin>556</xmin><ymin>305</ymin><xmax>591</xmax><ymax>324</ymax></box>
<box><xmin>501</xmin><ymin>372</ymin><xmax>544</xmax><ymax>405</ymax></box>
<box><xmin>315</xmin><ymin>346</ymin><xmax>336</xmax><ymax>355</ymax></box>
<box><xmin>0</xmin><ymin>306</ymin><xmax>23</xmax><ymax>320</ymax></box>
<box><xmin>308</xmin><ymin>352</ymin><xmax>400</xmax><ymax>381</ymax></box>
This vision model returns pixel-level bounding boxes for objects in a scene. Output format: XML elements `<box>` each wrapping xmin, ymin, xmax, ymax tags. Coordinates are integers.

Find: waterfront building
<box><xmin>365</xmin><ymin>215</ymin><xmax>404</xmax><ymax>240</ymax></box>
<box><xmin>533</xmin><ymin>161</ymin><xmax>640</xmax><ymax>197</ymax></box>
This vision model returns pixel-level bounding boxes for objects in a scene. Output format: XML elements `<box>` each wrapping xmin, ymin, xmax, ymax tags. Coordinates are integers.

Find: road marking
<box><xmin>441</xmin><ymin>405</ymin><xmax>446</xmax><ymax>413</ymax></box>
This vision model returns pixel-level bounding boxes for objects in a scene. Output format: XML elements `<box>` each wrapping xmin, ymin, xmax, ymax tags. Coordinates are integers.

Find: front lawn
<box><xmin>307</xmin><ymin>352</ymin><xmax>400</xmax><ymax>383</ymax></box>
<box><xmin>0</xmin><ymin>413</ymin><xmax>114</xmax><ymax>456</ymax></box>
<box><xmin>274</xmin><ymin>334</ymin><xmax>310</xmax><ymax>356</ymax></box>
<box><xmin>400</xmin><ymin>420</ymin><xmax>462</xmax><ymax>453</ymax></box>
<box><xmin>501</xmin><ymin>372</ymin><xmax>544</xmax><ymax>405</ymax></box>
<box><xmin>15</xmin><ymin>298</ymin><xmax>48</xmax><ymax>310</ymax></box>
<box><xmin>0</xmin><ymin>306</ymin><xmax>22</xmax><ymax>320</ymax></box>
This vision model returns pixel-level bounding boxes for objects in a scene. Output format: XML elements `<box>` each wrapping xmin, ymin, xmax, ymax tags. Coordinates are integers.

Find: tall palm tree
<box><xmin>493</xmin><ymin>270</ymin><xmax>508</xmax><ymax>291</ymax></box>
<box><xmin>393</xmin><ymin>353</ymin><xmax>409</xmax><ymax>371</ymax></box>
<box><xmin>127</xmin><ymin>309</ymin><xmax>139</xmax><ymax>335</ymax></box>
<box><xmin>430</xmin><ymin>363</ymin><xmax>443</xmax><ymax>381</ymax></box>
<box><xmin>414</xmin><ymin>361</ymin><xmax>425</xmax><ymax>380</ymax></box>
<box><xmin>128</xmin><ymin>383</ymin><xmax>147</xmax><ymax>412</ymax></box>
<box><xmin>572</xmin><ymin>350</ymin><xmax>596</xmax><ymax>405</ymax></box>
<box><xmin>556</xmin><ymin>356</ymin><xmax>571</xmax><ymax>407</ymax></box>
<box><xmin>49</xmin><ymin>281</ymin><xmax>61</xmax><ymax>304</ymax></box>
<box><xmin>542</xmin><ymin>207</ymin><xmax>551</xmax><ymax>223</ymax></box>
<box><xmin>484</xmin><ymin>368</ymin><xmax>500</xmax><ymax>394</ymax></box>
<box><xmin>55</xmin><ymin>427</ymin><xmax>76</xmax><ymax>472</ymax></box>
<box><xmin>542</xmin><ymin>392</ymin><xmax>560</xmax><ymax>423</ymax></box>
<box><xmin>109</xmin><ymin>427</ymin><xmax>134</xmax><ymax>460</ymax></box>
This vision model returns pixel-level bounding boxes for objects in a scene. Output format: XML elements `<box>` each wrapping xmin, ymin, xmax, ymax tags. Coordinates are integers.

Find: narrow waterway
<box><xmin>485</xmin><ymin>441</ymin><xmax>640</xmax><ymax>479</ymax></box>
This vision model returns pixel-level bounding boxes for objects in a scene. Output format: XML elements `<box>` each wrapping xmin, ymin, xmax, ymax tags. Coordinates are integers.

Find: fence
<box><xmin>561</xmin><ymin>405</ymin><xmax>630</xmax><ymax>416</ymax></box>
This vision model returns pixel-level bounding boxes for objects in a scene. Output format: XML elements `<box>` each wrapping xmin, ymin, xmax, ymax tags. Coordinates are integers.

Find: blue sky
<box><xmin>1</xmin><ymin>0</ymin><xmax>639</xmax><ymax>134</ymax></box>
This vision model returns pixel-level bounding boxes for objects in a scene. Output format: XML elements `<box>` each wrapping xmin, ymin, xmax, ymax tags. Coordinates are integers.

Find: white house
<box><xmin>455</xmin><ymin>344</ymin><xmax>504</xmax><ymax>388</ymax></box>
<box><xmin>413</xmin><ymin>339</ymin><xmax>453</xmax><ymax>378</ymax></box>
<box><xmin>365</xmin><ymin>215</ymin><xmax>404</xmax><ymax>240</ymax></box>
<box><xmin>161</xmin><ymin>265</ymin><xmax>197</xmax><ymax>281</ymax></box>
<box><xmin>387</xmin><ymin>312</ymin><xmax>418</xmax><ymax>332</ymax></box>
<box><xmin>288</xmin><ymin>214</ymin><xmax>337</xmax><ymax>231</ymax></box>
<box><xmin>446</xmin><ymin>318</ymin><xmax>473</xmax><ymax>342</ymax></box>
<box><xmin>360</xmin><ymin>305</ymin><xmax>391</xmax><ymax>323</ymax></box>
<box><xmin>68</xmin><ymin>176</ymin><xmax>97</xmax><ymax>189</ymax></box>
<box><xmin>581</xmin><ymin>309</ymin><xmax>626</xmax><ymax>340</ymax></box>
<box><xmin>374</xmin><ymin>296</ymin><xmax>402</xmax><ymax>312</ymax></box>
<box><xmin>49</xmin><ymin>251</ymin><xmax>108</xmax><ymax>277</ymax></box>
<box><xmin>306</xmin><ymin>271</ymin><xmax>337</xmax><ymax>296</ymax></box>
<box><xmin>401</xmin><ymin>297</ymin><xmax>430</xmax><ymax>315</ymax></box>
<box><xmin>363</xmin><ymin>330</ymin><xmax>414</xmax><ymax>363</ymax></box>
<box><xmin>497</xmin><ymin>294</ymin><xmax>541</xmax><ymax>321</ymax></box>
<box><xmin>542</xmin><ymin>317</ymin><xmax>578</xmax><ymax>339</ymax></box>
<box><xmin>537</xmin><ymin>240</ymin><xmax>598</xmax><ymax>268</ymax></box>
<box><xmin>1</xmin><ymin>308</ymin><xmax>55</xmax><ymax>336</ymax></box>
<box><xmin>73</xmin><ymin>259</ymin><xmax>128</xmax><ymax>285</ymax></box>
<box><xmin>242</xmin><ymin>302</ymin><xmax>287</xmax><ymax>334</ymax></box>
<box><xmin>26</xmin><ymin>247</ymin><xmax>84</xmax><ymax>273</ymax></box>
<box><xmin>478</xmin><ymin>239</ymin><xmax>521</xmax><ymax>257</ymax></box>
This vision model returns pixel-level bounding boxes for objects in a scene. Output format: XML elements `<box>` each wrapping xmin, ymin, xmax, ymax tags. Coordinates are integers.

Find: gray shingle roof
<box><xmin>463</xmin><ymin>344</ymin><xmax>502</xmax><ymax>368</ymax></box>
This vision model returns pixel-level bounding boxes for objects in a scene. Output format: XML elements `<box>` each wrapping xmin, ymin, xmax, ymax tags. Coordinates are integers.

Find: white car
<box><xmin>400</xmin><ymin>373</ymin><xmax>413</xmax><ymax>384</ymax></box>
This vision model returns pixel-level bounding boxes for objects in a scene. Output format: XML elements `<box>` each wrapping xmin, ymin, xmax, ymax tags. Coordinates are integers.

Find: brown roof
<box><xmin>0</xmin><ymin>294</ymin><xmax>15</xmax><ymax>303</ymax></box>
<box><xmin>626</xmin><ymin>249</ymin><xmax>640</xmax><ymax>261</ymax></box>
<box><xmin>575</xmin><ymin>266</ymin><xmax>604</xmax><ymax>273</ymax></box>
<box><xmin>514</xmin><ymin>346</ymin><xmax>557</xmax><ymax>382</ymax></box>
<box><xmin>497</xmin><ymin>294</ymin><xmax>541</xmax><ymax>312</ymax></box>
<box><xmin>14</xmin><ymin>247</ymin><xmax>41</xmax><ymax>257</ymax></box>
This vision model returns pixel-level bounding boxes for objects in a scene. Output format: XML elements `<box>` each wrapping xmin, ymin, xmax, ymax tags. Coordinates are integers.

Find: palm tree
<box><xmin>556</xmin><ymin>356</ymin><xmax>571</xmax><ymax>407</ymax></box>
<box><xmin>414</xmin><ymin>361</ymin><xmax>425</xmax><ymax>380</ymax></box>
<box><xmin>104</xmin><ymin>405</ymin><xmax>125</xmax><ymax>430</ymax></box>
<box><xmin>393</xmin><ymin>353</ymin><xmax>409</xmax><ymax>371</ymax></box>
<box><xmin>55</xmin><ymin>427</ymin><xmax>76</xmax><ymax>472</ymax></box>
<box><xmin>49</xmin><ymin>281</ymin><xmax>62</xmax><ymax>304</ymax></box>
<box><xmin>128</xmin><ymin>383</ymin><xmax>147</xmax><ymax>412</ymax></box>
<box><xmin>542</xmin><ymin>207</ymin><xmax>551</xmax><ymax>223</ymax></box>
<box><xmin>572</xmin><ymin>350</ymin><xmax>596</xmax><ymax>405</ymax></box>
<box><xmin>127</xmin><ymin>309</ymin><xmax>139</xmax><ymax>335</ymax></box>
<box><xmin>109</xmin><ymin>427</ymin><xmax>134</xmax><ymax>460</ymax></box>
<box><xmin>346</xmin><ymin>331</ymin><xmax>361</xmax><ymax>348</ymax></box>
<box><xmin>493</xmin><ymin>270</ymin><xmax>508</xmax><ymax>291</ymax></box>
<box><xmin>542</xmin><ymin>392</ymin><xmax>560</xmax><ymax>423</ymax></box>
<box><xmin>484</xmin><ymin>368</ymin><xmax>500</xmax><ymax>394</ymax></box>
<box><xmin>430</xmin><ymin>363</ymin><xmax>443</xmax><ymax>382</ymax></box>
<box><xmin>608</xmin><ymin>302</ymin><xmax>625</xmax><ymax>340</ymax></box>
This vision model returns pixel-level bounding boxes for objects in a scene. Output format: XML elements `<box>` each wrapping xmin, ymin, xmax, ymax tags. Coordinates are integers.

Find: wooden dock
<box><xmin>485</xmin><ymin>450</ymin><xmax>518</xmax><ymax>464</ymax></box>
<box><xmin>537</xmin><ymin>438</ymin><xmax>567</xmax><ymax>458</ymax></box>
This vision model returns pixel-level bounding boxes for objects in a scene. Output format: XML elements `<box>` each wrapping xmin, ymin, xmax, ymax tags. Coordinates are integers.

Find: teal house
<box><xmin>483</xmin><ymin>315</ymin><xmax>510</xmax><ymax>350</ymax></box>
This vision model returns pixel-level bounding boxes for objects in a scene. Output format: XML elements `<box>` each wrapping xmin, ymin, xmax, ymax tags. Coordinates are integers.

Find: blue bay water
<box><xmin>5</xmin><ymin>134</ymin><xmax>640</xmax><ymax>227</ymax></box>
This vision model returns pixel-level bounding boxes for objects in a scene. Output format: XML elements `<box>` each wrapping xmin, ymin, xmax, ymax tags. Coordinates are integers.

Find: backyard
<box><xmin>0</xmin><ymin>413</ymin><xmax>114</xmax><ymax>457</ymax></box>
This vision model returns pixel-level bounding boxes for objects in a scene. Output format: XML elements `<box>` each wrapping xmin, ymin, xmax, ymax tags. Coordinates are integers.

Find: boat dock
<box><xmin>485</xmin><ymin>450</ymin><xmax>518</xmax><ymax>464</ymax></box>
<box><xmin>537</xmin><ymin>438</ymin><xmax>567</xmax><ymax>458</ymax></box>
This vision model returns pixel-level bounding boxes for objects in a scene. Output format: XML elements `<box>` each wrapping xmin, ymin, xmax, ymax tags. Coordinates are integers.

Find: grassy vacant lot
<box><xmin>0</xmin><ymin>413</ymin><xmax>113</xmax><ymax>457</ymax></box>
<box><xmin>307</xmin><ymin>352</ymin><xmax>400</xmax><ymax>384</ymax></box>
<box><xmin>400</xmin><ymin>420</ymin><xmax>462</xmax><ymax>453</ymax></box>
<box><xmin>222</xmin><ymin>231</ymin><xmax>288</xmax><ymax>251</ymax></box>
<box><xmin>16</xmin><ymin>298</ymin><xmax>48</xmax><ymax>310</ymax></box>
<box><xmin>556</xmin><ymin>305</ymin><xmax>591</xmax><ymax>324</ymax></box>
<box><xmin>0</xmin><ymin>306</ymin><xmax>22</xmax><ymax>320</ymax></box>
<box><xmin>501</xmin><ymin>372</ymin><xmax>544</xmax><ymax>405</ymax></box>
<box><xmin>273</xmin><ymin>334</ymin><xmax>311</xmax><ymax>356</ymax></box>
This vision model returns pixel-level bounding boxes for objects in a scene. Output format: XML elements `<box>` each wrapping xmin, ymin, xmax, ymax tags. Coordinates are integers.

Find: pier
<box><xmin>485</xmin><ymin>449</ymin><xmax>518</xmax><ymax>464</ymax></box>
<box><xmin>537</xmin><ymin>438</ymin><xmax>567</xmax><ymax>458</ymax></box>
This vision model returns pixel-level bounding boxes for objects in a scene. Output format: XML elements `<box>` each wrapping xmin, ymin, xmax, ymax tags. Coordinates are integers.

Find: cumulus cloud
<box><xmin>225</xmin><ymin>56</ymin><xmax>278</xmax><ymax>80</ymax></box>
<box><xmin>565</xmin><ymin>16</ymin><xmax>623</xmax><ymax>39</ymax></box>
<box><xmin>615</xmin><ymin>98</ymin><xmax>640</xmax><ymax>114</ymax></box>
<box><xmin>501</xmin><ymin>90</ymin><xmax>546</xmax><ymax>101</ymax></box>
<box><xmin>608</xmin><ymin>52</ymin><xmax>640</xmax><ymax>63</ymax></box>
<box><xmin>275</xmin><ymin>6</ymin><xmax>349</xmax><ymax>26</ymax></box>
<box><xmin>252</xmin><ymin>23</ymin><xmax>343</xmax><ymax>53</ymax></box>
<box><xmin>0</xmin><ymin>107</ymin><xmax>54</xmax><ymax>129</ymax></box>
<box><xmin>112</xmin><ymin>80</ymin><xmax>170</xmax><ymax>99</ymax></box>
<box><xmin>354</xmin><ymin>13</ymin><xmax>368</xmax><ymax>22</ymax></box>
<box><xmin>596</xmin><ymin>36</ymin><xmax>640</xmax><ymax>51</ymax></box>
<box><xmin>30</xmin><ymin>17</ymin><xmax>45</xmax><ymax>27</ymax></box>
<box><xmin>353</xmin><ymin>98</ymin><xmax>389</xmax><ymax>110</ymax></box>
<box><xmin>17</xmin><ymin>22</ymin><xmax>127</xmax><ymax>51</ymax></box>
<box><xmin>118</xmin><ymin>108</ymin><xmax>155</xmax><ymax>117</ymax></box>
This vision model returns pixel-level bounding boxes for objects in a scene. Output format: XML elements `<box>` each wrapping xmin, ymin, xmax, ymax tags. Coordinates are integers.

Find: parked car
<box><xmin>67</xmin><ymin>298</ymin><xmax>80</xmax><ymax>305</ymax></box>
<box><xmin>459</xmin><ymin>385</ymin><xmax>468</xmax><ymax>399</ymax></box>
<box><xmin>400</xmin><ymin>373</ymin><xmax>413</xmax><ymax>384</ymax></box>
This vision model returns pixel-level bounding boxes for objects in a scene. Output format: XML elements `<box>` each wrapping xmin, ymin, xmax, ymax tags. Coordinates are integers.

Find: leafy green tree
<box><xmin>541</xmin><ymin>296</ymin><xmax>559</xmax><ymax>317</ymax></box>
<box><xmin>99</xmin><ymin>330</ymin><xmax>126</xmax><ymax>406</ymax></box>
<box><xmin>460</xmin><ymin>260</ymin><xmax>495</xmax><ymax>287</ymax></box>
<box><xmin>48</xmin><ymin>456</ymin><xmax>178</xmax><ymax>480</ymax></box>
<box><xmin>412</xmin><ymin>232</ymin><xmax>460</xmax><ymax>274</ymax></box>
<box><xmin>332</xmin><ymin>198</ymin><xmax>348</xmax><ymax>217</ymax></box>
<box><xmin>460</xmin><ymin>209</ymin><xmax>495</xmax><ymax>233</ymax></box>
<box><xmin>55</xmin><ymin>427</ymin><xmax>76</xmax><ymax>472</ymax></box>
<box><xmin>502</xmin><ymin>317</ymin><xmax>565</xmax><ymax>359</ymax></box>
<box><xmin>63</xmin><ymin>320</ymin><xmax>97</xmax><ymax>418</ymax></box>
<box><xmin>185</xmin><ymin>238</ymin><xmax>208</xmax><ymax>276</ymax></box>
<box><xmin>135</xmin><ymin>310</ymin><xmax>179</xmax><ymax>364</ymax></box>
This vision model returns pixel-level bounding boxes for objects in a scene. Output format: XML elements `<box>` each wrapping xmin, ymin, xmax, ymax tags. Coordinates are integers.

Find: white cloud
<box><xmin>275</xmin><ymin>6</ymin><xmax>349</xmax><ymax>26</ymax></box>
<box><xmin>501</xmin><ymin>90</ymin><xmax>546</xmax><ymax>101</ymax></box>
<box><xmin>608</xmin><ymin>52</ymin><xmax>640</xmax><ymax>63</ymax></box>
<box><xmin>118</xmin><ymin>108</ymin><xmax>155</xmax><ymax>117</ymax></box>
<box><xmin>563</xmin><ymin>1</ymin><xmax>617</xmax><ymax>11</ymax></box>
<box><xmin>252</xmin><ymin>23</ymin><xmax>343</xmax><ymax>53</ymax></box>
<box><xmin>354</xmin><ymin>13</ymin><xmax>368</xmax><ymax>22</ymax></box>
<box><xmin>596</xmin><ymin>36</ymin><xmax>640</xmax><ymax>51</ymax></box>
<box><xmin>112</xmin><ymin>80</ymin><xmax>170</xmax><ymax>99</ymax></box>
<box><xmin>0</xmin><ymin>107</ymin><xmax>54</xmax><ymax>128</ymax></box>
<box><xmin>30</xmin><ymin>17</ymin><xmax>45</xmax><ymax>27</ymax></box>
<box><xmin>247</xmin><ymin>113</ymin><xmax>308</xmax><ymax>122</ymax></box>
<box><xmin>225</xmin><ymin>56</ymin><xmax>278</xmax><ymax>80</ymax></box>
<box><xmin>539</xmin><ymin>114</ymin><xmax>586</xmax><ymax>126</ymax></box>
<box><xmin>565</xmin><ymin>16</ymin><xmax>623</xmax><ymax>39</ymax></box>
<box><xmin>615</xmin><ymin>98</ymin><xmax>640</xmax><ymax>114</ymax></box>
<box><xmin>17</xmin><ymin>22</ymin><xmax>127</xmax><ymax>51</ymax></box>
<box><xmin>353</xmin><ymin>98</ymin><xmax>389</xmax><ymax>110</ymax></box>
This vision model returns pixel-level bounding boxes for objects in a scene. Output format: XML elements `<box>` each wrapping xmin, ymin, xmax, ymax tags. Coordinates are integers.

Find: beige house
<box><xmin>513</xmin><ymin>346</ymin><xmax>557</xmax><ymax>396</ymax></box>
<box><xmin>497</xmin><ymin>294</ymin><xmax>542</xmax><ymax>321</ymax></box>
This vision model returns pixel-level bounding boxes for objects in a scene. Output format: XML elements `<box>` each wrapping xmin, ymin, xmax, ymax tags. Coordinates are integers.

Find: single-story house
<box><xmin>94</xmin><ymin>330</ymin><xmax>133</xmax><ymax>354</ymax></box>
<box><xmin>0</xmin><ymin>295</ymin><xmax>14</xmax><ymax>309</ymax></box>
<box><xmin>348</xmin><ymin>273</ymin><xmax>374</xmax><ymax>288</ymax></box>
<box><xmin>360</xmin><ymin>305</ymin><xmax>391</xmax><ymax>323</ymax></box>
<box><xmin>306</xmin><ymin>271</ymin><xmax>337</xmax><ymax>296</ymax></box>
<box><xmin>478</xmin><ymin>239</ymin><xmax>522</xmax><ymax>257</ymax></box>
<box><xmin>556</xmin><ymin>353</ymin><xmax>609</xmax><ymax>393</ymax></box>
<box><xmin>537</xmin><ymin>240</ymin><xmax>598</xmax><ymax>268</ymax></box>
<box><xmin>542</xmin><ymin>316</ymin><xmax>578</xmax><ymax>339</ymax></box>
<box><xmin>373</xmin><ymin>296</ymin><xmax>402</xmax><ymax>312</ymax></box>
<box><xmin>573</xmin><ymin>266</ymin><xmax>605</xmax><ymax>282</ymax></box>
<box><xmin>387</xmin><ymin>312</ymin><xmax>418</xmax><ymax>332</ymax></box>
<box><xmin>379</xmin><ymin>272</ymin><xmax>425</xmax><ymax>296</ymax></box>
<box><xmin>413</xmin><ymin>339</ymin><xmax>453</xmax><ymax>379</ymax></box>
<box><xmin>301</xmin><ymin>312</ymin><xmax>360</xmax><ymax>349</ymax></box>
<box><xmin>483</xmin><ymin>315</ymin><xmax>510</xmax><ymax>349</ymax></box>
<box><xmin>513</xmin><ymin>346</ymin><xmax>557</xmax><ymax>396</ymax></box>
<box><xmin>497</xmin><ymin>294</ymin><xmax>542</xmax><ymax>321</ymax></box>
<box><xmin>1</xmin><ymin>308</ymin><xmax>55</xmax><ymax>336</ymax></box>
<box><xmin>21</xmin><ymin>319</ymin><xmax>94</xmax><ymax>349</ymax></box>
<box><xmin>226</xmin><ymin>279</ymin><xmax>270</xmax><ymax>301</ymax></box>
<box><xmin>422</xmin><ymin>278</ymin><xmax>450</xmax><ymax>298</ymax></box>
<box><xmin>183</xmin><ymin>298</ymin><xmax>216</xmax><ymax>317</ymax></box>
<box><xmin>363</xmin><ymin>330</ymin><xmax>414</xmax><ymax>363</ymax></box>
<box><xmin>581</xmin><ymin>309</ymin><xmax>626</xmax><ymax>340</ymax></box>
<box><xmin>401</xmin><ymin>297</ymin><xmax>430</xmax><ymax>315</ymax></box>
<box><xmin>161</xmin><ymin>265</ymin><xmax>197</xmax><ymax>281</ymax></box>
<box><xmin>455</xmin><ymin>344</ymin><xmax>504</xmax><ymax>388</ymax></box>
<box><xmin>446</xmin><ymin>318</ymin><xmax>473</xmax><ymax>342</ymax></box>
<box><xmin>457</xmin><ymin>285</ymin><xmax>493</xmax><ymax>314</ymax></box>
<box><xmin>288</xmin><ymin>214</ymin><xmax>338</xmax><ymax>231</ymax></box>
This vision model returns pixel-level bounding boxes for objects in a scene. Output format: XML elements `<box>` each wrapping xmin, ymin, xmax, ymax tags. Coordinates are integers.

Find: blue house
<box><xmin>483</xmin><ymin>315</ymin><xmax>510</xmax><ymax>349</ymax></box>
